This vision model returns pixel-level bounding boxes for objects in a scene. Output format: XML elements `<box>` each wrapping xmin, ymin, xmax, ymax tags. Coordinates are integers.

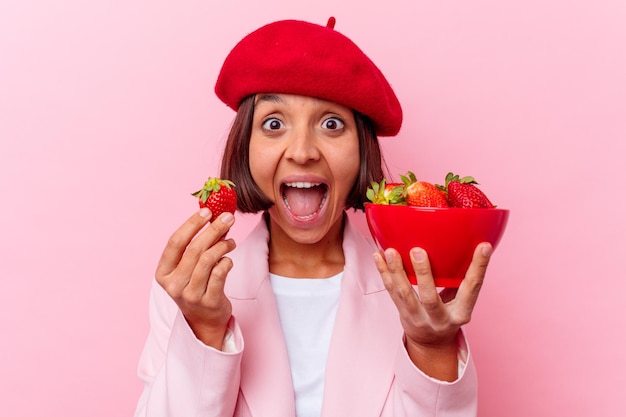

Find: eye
<box><xmin>321</xmin><ymin>116</ymin><xmax>344</xmax><ymax>131</ymax></box>
<box><xmin>262</xmin><ymin>118</ymin><xmax>284</xmax><ymax>131</ymax></box>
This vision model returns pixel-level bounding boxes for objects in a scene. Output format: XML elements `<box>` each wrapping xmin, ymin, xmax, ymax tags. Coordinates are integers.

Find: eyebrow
<box><xmin>254</xmin><ymin>94</ymin><xmax>285</xmax><ymax>106</ymax></box>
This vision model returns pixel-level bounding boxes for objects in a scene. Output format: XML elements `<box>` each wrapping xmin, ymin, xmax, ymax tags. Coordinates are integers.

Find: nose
<box><xmin>284</xmin><ymin>126</ymin><xmax>320</xmax><ymax>164</ymax></box>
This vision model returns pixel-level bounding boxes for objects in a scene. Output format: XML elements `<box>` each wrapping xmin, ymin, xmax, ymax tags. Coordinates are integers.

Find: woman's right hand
<box><xmin>155</xmin><ymin>208</ymin><xmax>237</xmax><ymax>349</ymax></box>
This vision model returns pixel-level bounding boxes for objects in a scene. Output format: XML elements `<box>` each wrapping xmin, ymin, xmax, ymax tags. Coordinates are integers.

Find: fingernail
<box><xmin>411</xmin><ymin>248</ymin><xmax>425</xmax><ymax>263</ymax></box>
<box><xmin>481</xmin><ymin>243</ymin><xmax>493</xmax><ymax>257</ymax></box>
<box><xmin>220</xmin><ymin>212</ymin><xmax>234</xmax><ymax>224</ymax></box>
<box><xmin>199</xmin><ymin>208</ymin><xmax>210</xmax><ymax>218</ymax></box>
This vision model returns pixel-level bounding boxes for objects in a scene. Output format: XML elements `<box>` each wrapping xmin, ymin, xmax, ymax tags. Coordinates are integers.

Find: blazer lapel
<box><xmin>321</xmin><ymin>218</ymin><xmax>403</xmax><ymax>416</ymax></box>
<box><xmin>226</xmin><ymin>219</ymin><xmax>296</xmax><ymax>416</ymax></box>
<box><xmin>231</xmin><ymin>288</ymin><xmax>296</xmax><ymax>416</ymax></box>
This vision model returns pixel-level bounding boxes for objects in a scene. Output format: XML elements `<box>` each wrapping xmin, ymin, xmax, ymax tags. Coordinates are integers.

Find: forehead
<box><xmin>253</xmin><ymin>93</ymin><xmax>352</xmax><ymax>114</ymax></box>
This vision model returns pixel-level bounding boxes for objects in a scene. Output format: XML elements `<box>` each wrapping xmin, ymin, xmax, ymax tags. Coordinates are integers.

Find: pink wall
<box><xmin>1</xmin><ymin>1</ymin><xmax>624</xmax><ymax>415</ymax></box>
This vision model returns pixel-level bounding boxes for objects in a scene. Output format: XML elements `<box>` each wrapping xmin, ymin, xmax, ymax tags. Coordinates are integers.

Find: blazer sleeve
<box><xmin>133</xmin><ymin>279</ymin><xmax>244</xmax><ymax>417</ymax></box>
<box><xmin>391</xmin><ymin>328</ymin><xmax>478</xmax><ymax>417</ymax></box>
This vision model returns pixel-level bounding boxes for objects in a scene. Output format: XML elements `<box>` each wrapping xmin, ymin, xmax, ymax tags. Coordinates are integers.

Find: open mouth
<box><xmin>281</xmin><ymin>182</ymin><xmax>328</xmax><ymax>220</ymax></box>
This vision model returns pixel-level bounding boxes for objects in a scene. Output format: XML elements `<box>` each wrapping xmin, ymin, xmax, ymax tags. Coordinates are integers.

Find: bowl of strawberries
<box><xmin>365</xmin><ymin>172</ymin><xmax>509</xmax><ymax>288</ymax></box>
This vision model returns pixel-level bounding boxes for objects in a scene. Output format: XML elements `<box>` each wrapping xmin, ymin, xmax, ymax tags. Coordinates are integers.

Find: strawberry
<box><xmin>191</xmin><ymin>177</ymin><xmax>237</xmax><ymax>217</ymax></box>
<box><xmin>400</xmin><ymin>171</ymin><xmax>449</xmax><ymax>208</ymax></box>
<box><xmin>440</xmin><ymin>172</ymin><xmax>494</xmax><ymax>208</ymax></box>
<box><xmin>366</xmin><ymin>178</ymin><xmax>406</xmax><ymax>205</ymax></box>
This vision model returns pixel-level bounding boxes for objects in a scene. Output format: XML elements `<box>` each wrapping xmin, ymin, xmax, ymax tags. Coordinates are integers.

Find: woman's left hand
<box><xmin>373</xmin><ymin>243</ymin><xmax>492</xmax><ymax>381</ymax></box>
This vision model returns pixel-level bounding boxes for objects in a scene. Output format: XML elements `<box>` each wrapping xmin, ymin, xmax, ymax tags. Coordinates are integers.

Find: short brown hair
<box><xmin>220</xmin><ymin>95</ymin><xmax>386</xmax><ymax>213</ymax></box>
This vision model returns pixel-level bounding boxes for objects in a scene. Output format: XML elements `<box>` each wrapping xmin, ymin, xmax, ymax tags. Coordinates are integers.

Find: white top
<box><xmin>269</xmin><ymin>272</ymin><xmax>343</xmax><ymax>417</ymax></box>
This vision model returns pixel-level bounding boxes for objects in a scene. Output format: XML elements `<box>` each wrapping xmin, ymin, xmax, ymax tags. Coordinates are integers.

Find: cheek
<box><xmin>341</xmin><ymin>161</ymin><xmax>360</xmax><ymax>192</ymax></box>
<box><xmin>249</xmin><ymin>148</ymin><xmax>277</xmax><ymax>197</ymax></box>
<box><xmin>332</xmin><ymin>146</ymin><xmax>361</xmax><ymax>193</ymax></box>
<box><xmin>249</xmin><ymin>156</ymin><xmax>268</xmax><ymax>185</ymax></box>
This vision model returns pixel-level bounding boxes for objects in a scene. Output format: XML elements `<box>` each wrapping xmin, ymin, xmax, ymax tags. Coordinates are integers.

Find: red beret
<box><xmin>215</xmin><ymin>18</ymin><xmax>403</xmax><ymax>137</ymax></box>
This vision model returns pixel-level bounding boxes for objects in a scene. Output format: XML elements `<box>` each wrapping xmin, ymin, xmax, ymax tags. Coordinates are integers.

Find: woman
<box><xmin>134</xmin><ymin>17</ymin><xmax>492</xmax><ymax>417</ymax></box>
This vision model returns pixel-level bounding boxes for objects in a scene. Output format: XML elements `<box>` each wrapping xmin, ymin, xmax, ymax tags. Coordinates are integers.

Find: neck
<box><xmin>267</xmin><ymin>213</ymin><xmax>346</xmax><ymax>278</ymax></box>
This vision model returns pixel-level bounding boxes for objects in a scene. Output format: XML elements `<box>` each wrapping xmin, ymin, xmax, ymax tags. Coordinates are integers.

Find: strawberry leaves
<box><xmin>366</xmin><ymin>178</ymin><xmax>406</xmax><ymax>205</ymax></box>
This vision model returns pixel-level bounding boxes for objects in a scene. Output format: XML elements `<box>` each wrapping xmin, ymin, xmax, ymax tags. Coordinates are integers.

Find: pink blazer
<box><xmin>134</xmin><ymin>216</ymin><xmax>478</xmax><ymax>417</ymax></box>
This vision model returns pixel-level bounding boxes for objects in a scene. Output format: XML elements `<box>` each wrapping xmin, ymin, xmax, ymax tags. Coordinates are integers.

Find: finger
<box><xmin>372</xmin><ymin>249</ymin><xmax>391</xmax><ymax>282</ymax></box>
<box><xmin>174</xmin><ymin>212</ymin><xmax>236</xmax><ymax>279</ymax></box>
<box><xmin>375</xmin><ymin>249</ymin><xmax>421</xmax><ymax>313</ymax></box>
<box><xmin>187</xmin><ymin>238</ymin><xmax>236</xmax><ymax>294</ymax></box>
<box><xmin>454</xmin><ymin>242</ymin><xmax>492</xmax><ymax>318</ymax></box>
<box><xmin>410</xmin><ymin>248</ymin><xmax>442</xmax><ymax>312</ymax></box>
<box><xmin>156</xmin><ymin>208</ymin><xmax>213</xmax><ymax>279</ymax></box>
<box><xmin>373</xmin><ymin>248</ymin><xmax>405</xmax><ymax>290</ymax></box>
<box><xmin>204</xmin><ymin>255</ymin><xmax>234</xmax><ymax>303</ymax></box>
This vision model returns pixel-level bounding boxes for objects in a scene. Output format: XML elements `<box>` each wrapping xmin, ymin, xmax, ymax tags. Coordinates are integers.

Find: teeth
<box><xmin>284</xmin><ymin>182</ymin><xmax>321</xmax><ymax>188</ymax></box>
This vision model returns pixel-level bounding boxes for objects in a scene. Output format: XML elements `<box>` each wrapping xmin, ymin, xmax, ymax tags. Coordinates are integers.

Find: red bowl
<box><xmin>365</xmin><ymin>204</ymin><xmax>509</xmax><ymax>287</ymax></box>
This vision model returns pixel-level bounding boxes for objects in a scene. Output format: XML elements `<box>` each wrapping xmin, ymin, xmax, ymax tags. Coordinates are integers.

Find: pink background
<box><xmin>1</xmin><ymin>1</ymin><xmax>625</xmax><ymax>416</ymax></box>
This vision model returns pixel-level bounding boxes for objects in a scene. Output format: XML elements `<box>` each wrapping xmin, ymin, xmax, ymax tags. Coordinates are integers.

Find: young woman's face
<box><xmin>249</xmin><ymin>93</ymin><xmax>360</xmax><ymax>245</ymax></box>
